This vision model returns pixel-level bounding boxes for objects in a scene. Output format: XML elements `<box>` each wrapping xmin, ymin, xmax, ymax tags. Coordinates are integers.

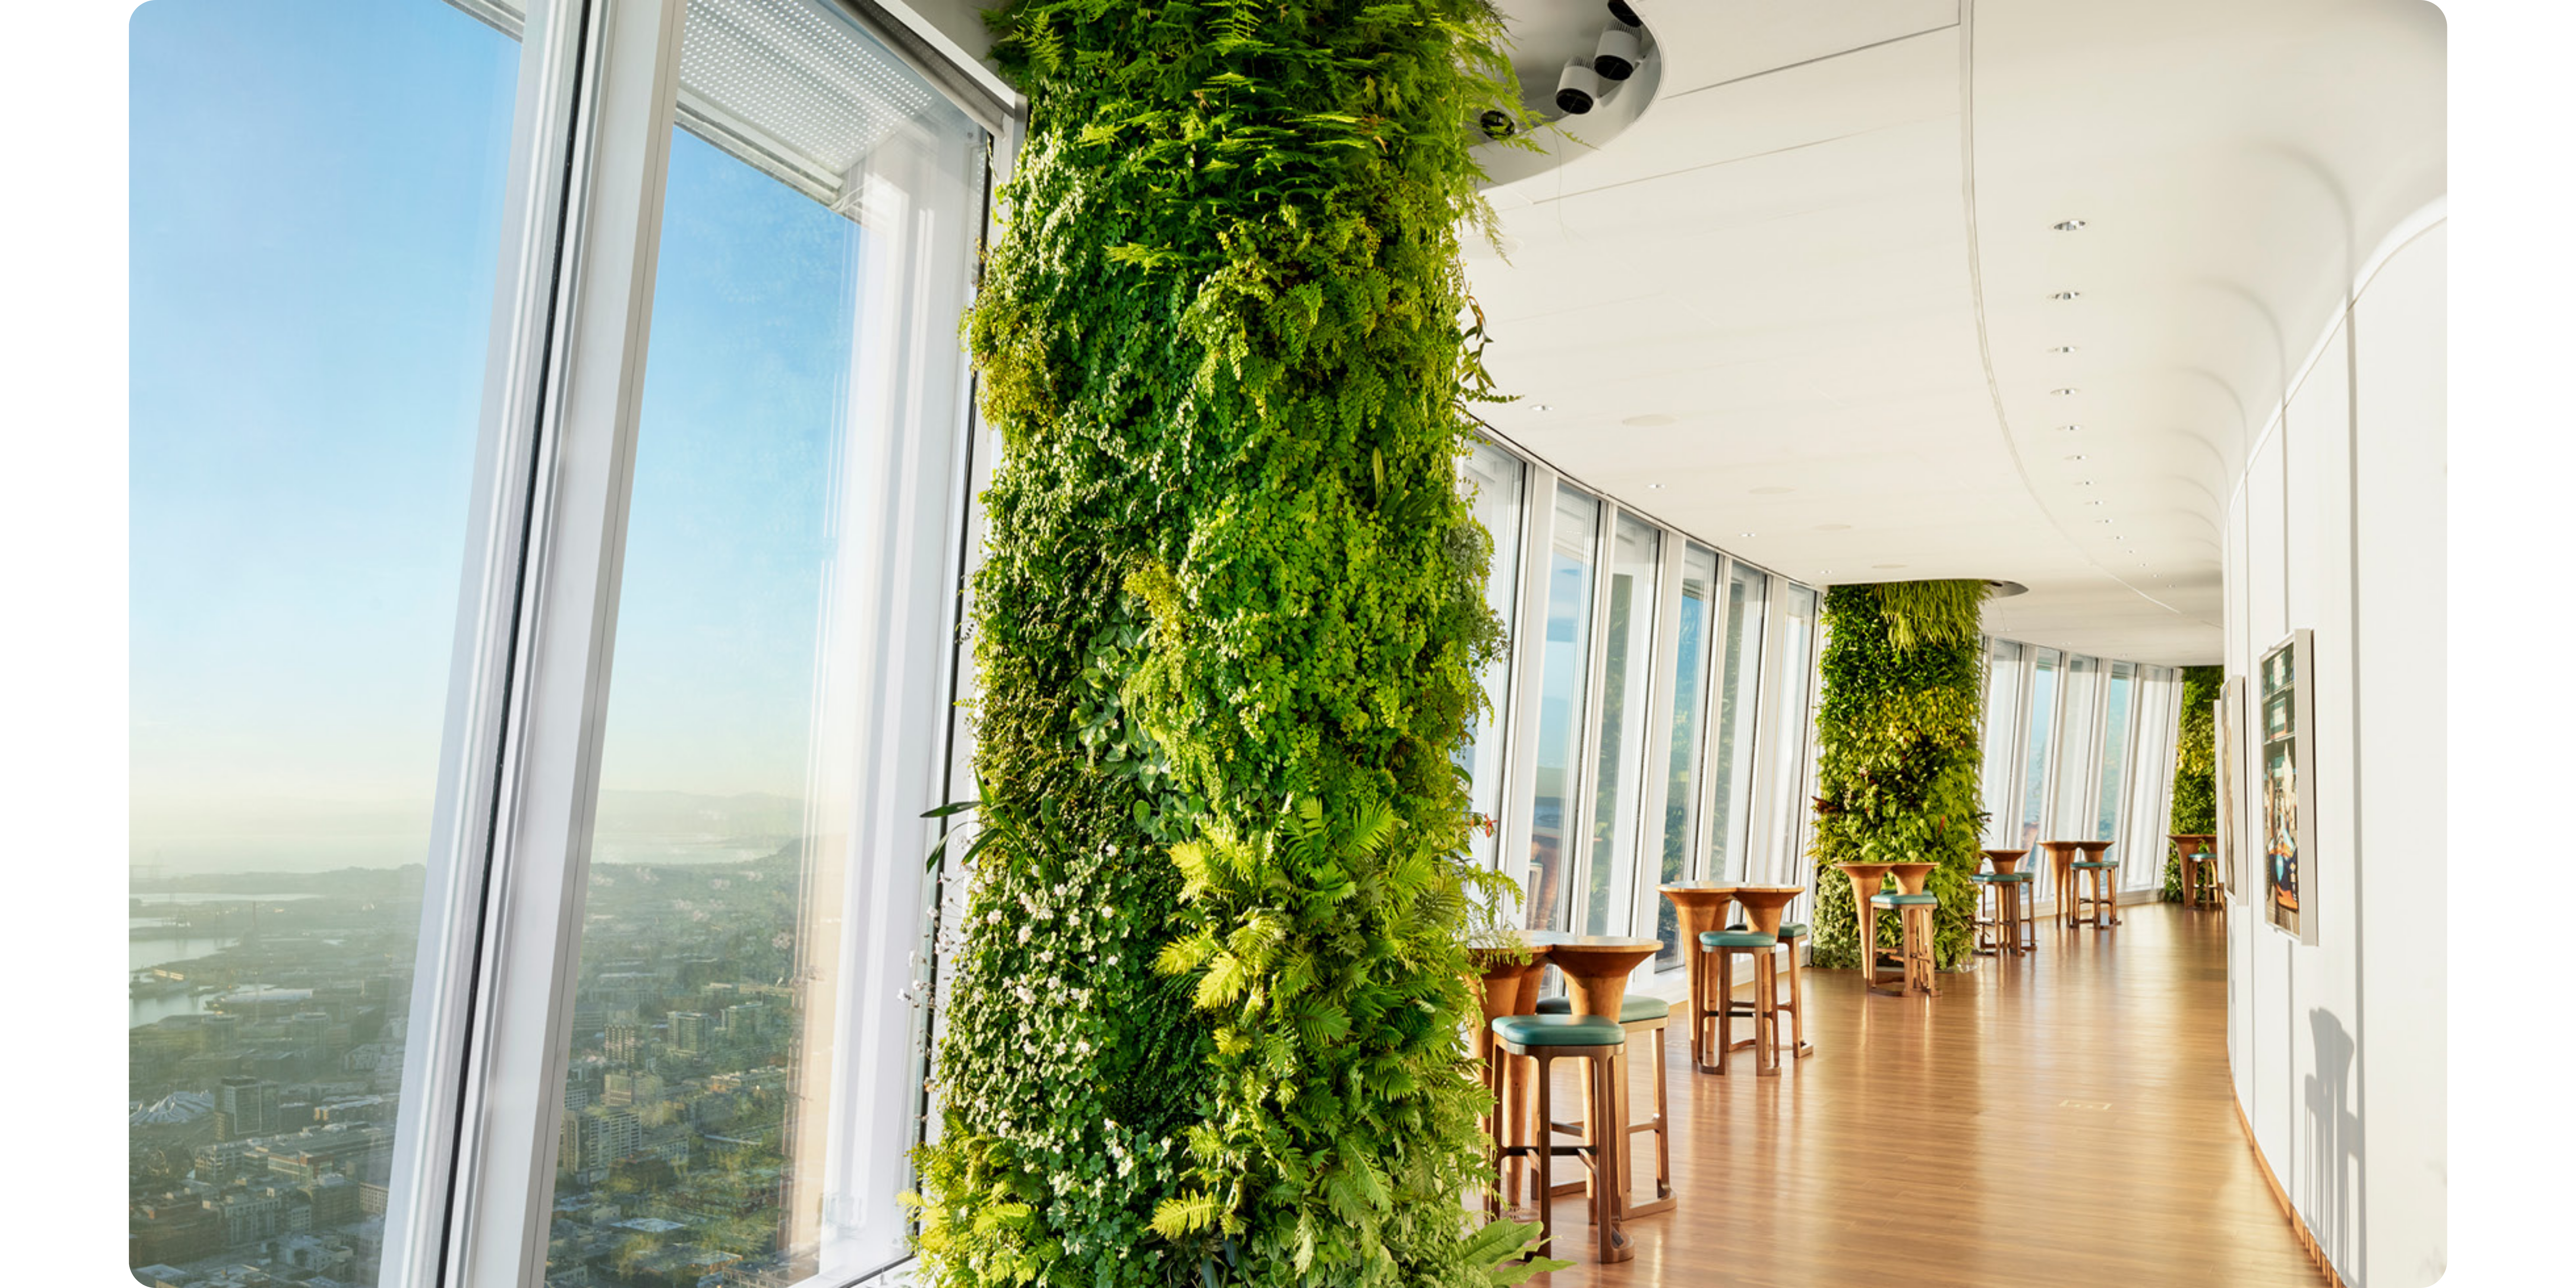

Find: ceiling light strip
<box><xmin>1954</xmin><ymin>0</ymin><xmax>2191</xmax><ymax>623</ymax></box>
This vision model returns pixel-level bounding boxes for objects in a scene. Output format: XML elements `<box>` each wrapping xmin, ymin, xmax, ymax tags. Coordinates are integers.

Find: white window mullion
<box><xmin>443</xmin><ymin>2</ymin><xmax>691</xmax><ymax>1285</ymax></box>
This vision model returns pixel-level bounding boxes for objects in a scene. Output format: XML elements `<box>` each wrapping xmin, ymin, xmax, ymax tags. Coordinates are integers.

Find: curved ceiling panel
<box><xmin>1464</xmin><ymin>0</ymin><xmax>2443</xmax><ymax>664</ymax></box>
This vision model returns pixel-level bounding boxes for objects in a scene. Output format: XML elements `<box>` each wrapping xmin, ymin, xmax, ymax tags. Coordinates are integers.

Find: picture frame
<box><xmin>2257</xmin><ymin>629</ymin><xmax>2318</xmax><ymax>943</ymax></box>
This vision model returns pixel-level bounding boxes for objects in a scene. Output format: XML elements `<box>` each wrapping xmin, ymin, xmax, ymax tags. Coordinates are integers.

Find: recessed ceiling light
<box><xmin>2050</xmin><ymin>345</ymin><xmax>2080</xmax><ymax>354</ymax></box>
<box><xmin>1534</xmin><ymin>403</ymin><xmax>1553</xmax><ymax>412</ymax></box>
<box><xmin>2051</xmin><ymin>388</ymin><xmax>2080</xmax><ymax>396</ymax></box>
<box><xmin>2059</xmin><ymin>424</ymin><xmax>2081</xmax><ymax>432</ymax></box>
<box><xmin>1646</xmin><ymin>483</ymin><xmax>1664</xmax><ymax>490</ymax></box>
<box><xmin>1739</xmin><ymin>531</ymin><xmax>1757</xmax><ymax>538</ymax></box>
<box><xmin>1751</xmin><ymin>485</ymin><xmax>1793</xmax><ymax>495</ymax></box>
<box><xmin>2097</xmin><ymin>518</ymin><xmax>2113</xmax><ymax>524</ymax></box>
<box><xmin>1623</xmin><ymin>413</ymin><xmax>1675</xmax><ymax>427</ymax></box>
<box><xmin>2054</xmin><ymin>218</ymin><xmax>2088</xmax><ymax>231</ymax></box>
<box><xmin>2078</xmin><ymin>480</ymin><xmax>2094</xmax><ymax>487</ymax></box>
<box><xmin>2084</xmin><ymin>499</ymin><xmax>2103</xmax><ymax>505</ymax></box>
<box><xmin>2065</xmin><ymin>454</ymin><xmax>2086</xmax><ymax>461</ymax></box>
<box><xmin>2051</xmin><ymin>290</ymin><xmax>2083</xmax><ymax>300</ymax></box>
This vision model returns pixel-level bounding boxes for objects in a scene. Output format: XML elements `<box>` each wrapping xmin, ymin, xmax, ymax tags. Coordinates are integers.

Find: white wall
<box><xmin>2223</xmin><ymin>215</ymin><xmax>2445</xmax><ymax>1288</ymax></box>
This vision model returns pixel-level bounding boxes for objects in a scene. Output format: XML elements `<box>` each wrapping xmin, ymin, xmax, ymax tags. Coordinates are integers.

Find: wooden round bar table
<box><xmin>1887</xmin><ymin>862</ymin><xmax>1939</xmax><ymax>896</ymax></box>
<box><xmin>1982</xmin><ymin>848</ymin><xmax>2028</xmax><ymax>875</ymax></box>
<box><xmin>1470</xmin><ymin>945</ymin><xmax>1550</xmax><ymax>1213</ymax></box>
<box><xmin>2169</xmin><ymin>833</ymin><xmax>2219</xmax><ymax>908</ymax></box>
<box><xmin>2038</xmin><ymin>840</ymin><xmax>2089</xmax><ymax>928</ymax></box>
<box><xmin>1657</xmin><ymin>882</ymin><xmax>1738</xmax><ymax>1068</ymax></box>
<box><xmin>1835</xmin><ymin>862</ymin><xmax>1899</xmax><ymax>973</ymax></box>
<box><xmin>1522</xmin><ymin>934</ymin><xmax>1661</xmax><ymax>1262</ymax></box>
<box><xmin>2071</xmin><ymin>840</ymin><xmax>2118</xmax><ymax>926</ymax></box>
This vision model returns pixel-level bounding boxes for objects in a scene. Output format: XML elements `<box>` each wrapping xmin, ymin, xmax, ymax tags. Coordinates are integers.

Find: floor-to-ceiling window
<box><xmin>1458</xmin><ymin>441</ymin><xmax>1528</xmax><ymax>873</ymax></box>
<box><xmin>1652</xmin><ymin>545</ymin><xmax>1721</xmax><ymax>969</ymax></box>
<box><xmin>1582</xmin><ymin>516</ymin><xmax>1663</xmax><ymax>934</ymax></box>
<box><xmin>2094</xmin><ymin>660</ymin><xmax>2137</xmax><ymax>846</ymax></box>
<box><xmin>2017</xmin><ymin>648</ymin><xmax>2062</xmax><ymax>859</ymax></box>
<box><xmin>1979</xmin><ymin>638</ymin><xmax>2025</xmax><ymax>848</ymax></box>
<box><xmin>127</xmin><ymin>3</ymin><xmax>522</xmax><ymax>1281</ymax></box>
<box><xmin>1761</xmin><ymin>584</ymin><xmax>1821</xmax><ymax>888</ymax></box>
<box><xmin>1706</xmin><ymin>563</ymin><xmax>1769</xmax><ymax>881</ymax></box>
<box><xmin>1523</xmin><ymin>485</ymin><xmax>1602</xmax><ymax>931</ymax></box>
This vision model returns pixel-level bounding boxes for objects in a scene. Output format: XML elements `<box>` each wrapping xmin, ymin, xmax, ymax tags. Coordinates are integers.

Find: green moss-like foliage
<box><xmin>1806</xmin><ymin>581</ymin><xmax>1991</xmax><ymax>970</ymax></box>
<box><xmin>912</xmin><ymin>5</ymin><xmax>1548</xmax><ymax>1287</ymax></box>
<box><xmin>2161</xmin><ymin>664</ymin><xmax>2223</xmax><ymax>900</ymax></box>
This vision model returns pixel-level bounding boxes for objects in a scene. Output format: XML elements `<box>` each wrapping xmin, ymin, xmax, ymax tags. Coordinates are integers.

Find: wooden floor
<box><xmin>1535</xmin><ymin>903</ymin><xmax>2324</xmax><ymax>1288</ymax></box>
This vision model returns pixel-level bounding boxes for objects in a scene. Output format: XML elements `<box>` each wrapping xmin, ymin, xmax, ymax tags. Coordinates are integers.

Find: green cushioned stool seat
<box><xmin>1701</xmin><ymin>929</ymin><xmax>1778</xmax><ymax>949</ymax></box>
<box><xmin>2071</xmin><ymin>860</ymin><xmax>2119</xmax><ymax>869</ymax></box>
<box><xmin>1777</xmin><ymin>922</ymin><xmax>1809</xmax><ymax>939</ymax></box>
<box><xmin>1490</xmin><ymin>1014</ymin><xmax>1625</xmax><ymax>1048</ymax></box>
<box><xmin>1535</xmin><ymin>994</ymin><xmax>1671</xmax><ymax>1023</ymax></box>
<box><xmin>1871</xmin><ymin>892</ymin><xmax>1939</xmax><ymax>907</ymax></box>
<box><xmin>1973</xmin><ymin>871</ymin><xmax>2035</xmax><ymax>883</ymax></box>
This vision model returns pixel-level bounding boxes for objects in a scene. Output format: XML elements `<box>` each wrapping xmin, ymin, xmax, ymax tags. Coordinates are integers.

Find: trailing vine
<box><xmin>912</xmin><ymin>4</ymin><xmax>1549</xmax><ymax>1287</ymax></box>
<box><xmin>2162</xmin><ymin>665</ymin><xmax>2222</xmax><ymax>900</ymax></box>
<box><xmin>1805</xmin><ymin>581</ymin><xmax>1990</xmax><ymax>970</ymax></box>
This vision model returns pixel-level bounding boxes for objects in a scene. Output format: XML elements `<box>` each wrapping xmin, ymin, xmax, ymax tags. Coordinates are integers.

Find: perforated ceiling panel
<box><xmin>678</xmin><ymin>0</ymin><xmax>942</xmax><ymax>206</ymax></box>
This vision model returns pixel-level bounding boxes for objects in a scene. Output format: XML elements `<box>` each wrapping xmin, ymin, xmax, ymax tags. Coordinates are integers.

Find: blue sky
<box><xmin>132</xmin><ymin>0</ymin><xmax>858</xmax><ymax>872</ymax></box>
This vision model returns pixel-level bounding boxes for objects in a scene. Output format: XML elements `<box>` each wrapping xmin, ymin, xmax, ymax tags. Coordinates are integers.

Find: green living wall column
<box><xmin>2163</xmin><ymin>665</ymin><xmax>2223</xmax><ymax>899</ymax></box>
<box><xmin>914</xmin><ymin>4</ymin><xmax>1543</xmax><ymax>1287</ymax></box>
<box><xmin>1806</xmin><ymin>581</ymin><xmax>1989</xmax><ymax>970</ymax></box>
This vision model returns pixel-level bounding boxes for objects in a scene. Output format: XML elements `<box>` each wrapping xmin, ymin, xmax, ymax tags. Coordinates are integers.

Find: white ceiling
<box><xmin>1467</xmin><ymin>0</ymin><xmax>2444</xmax><ymax>664</ymax></box>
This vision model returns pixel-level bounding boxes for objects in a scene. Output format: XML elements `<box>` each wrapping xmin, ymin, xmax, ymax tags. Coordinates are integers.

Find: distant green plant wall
<box><xmin>912</xmin><ymin>5</ymin><xmax>1544</xmax><ymax>1288</ymax></box>
<box><xmin>2162</xmin><ymin>665</ymin><xmax>2223</xmax><ymax>900</ymax></box>
<box><xmin>1806</xmin><ymin>581</ymin><xmax>1990</xmax><ymax>970</ymax></box>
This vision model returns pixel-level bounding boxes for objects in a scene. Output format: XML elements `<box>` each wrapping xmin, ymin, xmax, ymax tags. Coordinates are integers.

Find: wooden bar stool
<box><xmin>2169</xmin><ymin>833</ymin><xmax>2219</xmax><ymax>908</ymax></box>
<box><xmin>1834</xmin><ymin>861</ymin><xmax>1899</xmax><ymax>980</ymax></box>
<box><xmin>1973</xmin><ymin>871</ymin><xmax>2034</xmax><ymax>956</ymax></box>
<box><xmin>1774</xmin><ymin>921</ymin><xmax>1814</xmax><ymax>1058</ymax></box>
<box><xmin>1488</xmin><ymin>1015</ymin><xmax>1624</xmax><ymax>1263</ymax></box>
<box><xmin>1535</xmin><ymin>993</ymin><xmax>1674</xmax><ymax>1217</ymax></box>
<box><xmin>1868</xmin><ymin>891</ymin><xmax>1939</xmax><ymax>996</ymax></box>
<box><xmin>2071</xmin><ymin>855</ymin><xmax>2112</xmax><ymax>927</ymax></box>
<box><xmin>1469</xmin><ymin>946</ymin><xmax>1550</xmax><ymax>1212</ymax></box>
<box><xmin>1696</xmin><ymin>927</ymin><xmax>1780</xmax><ymax>1075</ymax></box>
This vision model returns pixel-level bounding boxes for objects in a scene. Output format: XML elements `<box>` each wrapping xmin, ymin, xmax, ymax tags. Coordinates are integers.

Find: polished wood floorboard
<box><xmin>1539</xmin><ymin>904</ymin><xmax>2324</xmax><ymax>1288</ymax></box>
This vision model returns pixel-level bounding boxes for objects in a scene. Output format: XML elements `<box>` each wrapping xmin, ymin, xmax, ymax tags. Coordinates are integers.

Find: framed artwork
<box><xmin>2215</xmin><ymin>677</ymin><xmax>2244</xmax><ymax>902</ymax></box>
<box><xmin>2258</xmin><ymin>630</ymin><xmax>2318</xmax><ymax>943</ymax></box>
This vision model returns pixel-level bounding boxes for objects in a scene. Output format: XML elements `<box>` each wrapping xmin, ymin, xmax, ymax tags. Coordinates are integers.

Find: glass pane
<box><xmin>1522</xmin><ymin>486</ymin><xmax>1601</xmax><ymax>931</ymax></box>
<box><xmin>545</xmin><ymin>4</ymin><xmax>986</xmax><ymax>1283</ymax></box>
<box><xmin>1457</xmin><ymin>442</ymin><xmax>1526</xmax><ymax>873</ymax></box>
<box><xmin>1654</xmin><ymin>546</ymin><xmax>1720</xmax><ymax>969</ymax></box>
<box><xmin>2017</xmin><ymin>649</ymin><xmax>2061</xmax><ymax>852</ymax></box>
<box><xmin>2053</xmin><ymin>656</ymin><xmax>2102</xmax><ymax>840</ymax></box>
<box><xmin>1980</xmin><ymin>639</ymin><xmax>2024</xmax><ymax>847</ymax></box>
<box><xmin>128</xmin><ymin>3</ymin><xmax>521</xmax><ymax>1283</ymax></box>
<box><xmin>1582</xmin><ymin>516</ymin><xmax>1661</xmax><ymax>934</ymax></box>
<box><xmin>1762</xmin><ymin>585</ymin><xmax>1820</xmax><ymax>888</ymax></box>
<box><xmin>2096</xmin><ymin>661</ymin><xmax>2136</xmax><ymax>846</ymax></box>
<box><xmin>1706</xmin><ymin>563</ymin><xmax>1768</xmax><ymax>881</ymax></box>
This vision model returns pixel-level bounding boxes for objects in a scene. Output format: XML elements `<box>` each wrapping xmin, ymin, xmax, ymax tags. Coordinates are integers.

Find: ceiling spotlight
<box><xmin>1556</xmin><ymin>58</ymin><xmax>1601</xmax><ymax>114</ymax></box>
<box><xmin>1739</xmin><ymin>531</ymin><xmax>1757</xmax><ymax>538</ymax></box>
<box><xmin>1594</xmin><ymin>26</ymin><xmax>1641</xmax><ymax>80</ymax></box>
<box><xmin>2065</xmin><ymin>454</ymin><xmax>2087</xmax><ymax>461</ymax></box>
<box><xmin>2049</xmin><ymin>345</ymin><xmax>2080</xmax><ymax>354</ymax></box>
<box><xmin>2097</xmin><ymin>518</ymin><xmax>2114</xmax><ymax>524</ymax></box>
<box><xmin>2085</xmin><ymin>499</ymin><xmax>2103</xmax><ymax>506</ymax></box>
<box><xmin>2078</xmin><ymin>480</ymin><xmax>2094</xmax><ymax>486</ymax></box>
<box><xmin>1478</xmin><ymin>109</ymin><xmax>1516</xmax><ymax>141</ymax></box>
<box><xmin>1607</xmin><ymin>0</ymin><xmax>1642</xmax><ymax>25</ymax></box>
<box><xmin>2051</xmin><ymin>388</ymin><xmax>2080</xmax><ymax>396</ymax></box>
<box><xmin>2059</xmin><ymin>424</ymin><xmax>2081</xmax><ymax>433</ymax></box>
<box><xmin>2054</xmin><ymin>218</ymin><xmax>2088</xmax><ymax>231</ymax></box>
<box><xmin>2051</xmin><ymin>290</ymin><xmax>2083</xmax><ymax>301</ymax></box>
<box><xmin>1534</xmin><ymin>403</ymin><xmax>1553</xmax><ymax>412</ymax></box>
<box><xmin>1646</xmin><ymin>483</ymin><xmax>1664</xmax><ymax>490</ymax></box>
